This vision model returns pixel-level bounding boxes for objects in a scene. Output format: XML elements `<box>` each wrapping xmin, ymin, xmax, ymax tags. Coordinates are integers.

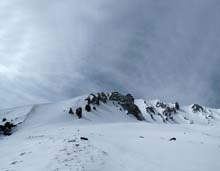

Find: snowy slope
<box><xmin>136</xmin><ymin>99</ymin><xmax>220</xmax><ymax>124</ymax></box>
<box><xmin>0</xmin><ymin>94</ymin><xmax>220</xmax><ymax>171</ymax></box>
<box><xmin>0</xmin><ymin>105</ymin><xmax>33</xmax><ymax>125</ymax></box>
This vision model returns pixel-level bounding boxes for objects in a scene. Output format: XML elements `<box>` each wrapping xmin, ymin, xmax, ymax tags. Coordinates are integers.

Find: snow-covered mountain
<box><xmin>1</xmin><ymin>92</ymin><xmax>220</xmax><ymax>171</ymax></box>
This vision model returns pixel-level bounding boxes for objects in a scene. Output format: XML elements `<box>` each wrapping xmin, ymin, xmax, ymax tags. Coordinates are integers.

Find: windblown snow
<box><xmin>0</xmin><ymin>93</ymin><xmax>220</xmax><ymax>171</ymax></box>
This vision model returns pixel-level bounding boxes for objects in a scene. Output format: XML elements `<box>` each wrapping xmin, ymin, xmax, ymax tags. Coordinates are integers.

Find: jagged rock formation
<box><xmin>68</xmin><ymin>92</ymin><xmax>145</xmax><ymax>121</ymax></box>
<box><xmin>192</xmin><ymin>104</ymin><xmax>204</xmax><ymax>113</ymax></box>
<box><xmin>109</xmin><ymin>92</ymin><xmax>145</xmax><ymax>121</ymax></box>
<box><xmin>144</xmin><ymin>100</ymin><xmax>180</xmax><ymax>122</ymax></box>
<box><xmin>1</xmin><ymin>92</ymin><xmax>220</xmax><ymax>138</ymax></box>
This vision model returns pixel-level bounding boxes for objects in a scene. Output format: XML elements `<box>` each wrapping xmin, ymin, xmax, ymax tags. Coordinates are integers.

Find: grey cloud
<box><xmin>0</xmin><ymin>0</ymin><xmax>220</xmax><ymax>108</ymax></box>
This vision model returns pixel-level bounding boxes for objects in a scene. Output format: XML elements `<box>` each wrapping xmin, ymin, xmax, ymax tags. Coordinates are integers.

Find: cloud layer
<box><xmin>0</xmin><ymin>0</ymin><xmax>220</xmax><ymax>108</ymax></box>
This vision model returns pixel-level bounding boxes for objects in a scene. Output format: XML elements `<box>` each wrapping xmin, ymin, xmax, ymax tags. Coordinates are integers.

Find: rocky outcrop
<box><xmin>145</xmin><ymin>100</ymin><xmax>180</xmax><ymax>122</ymax></box>
<box><xmin>99</xmin><ymin>92</ymin><xmax>108</xmax><ymax>103</ymax></box>
<box><xmin>109</xmin><ymin>92</ymin><xmax>145</xmax><ymax>121</ymax></box>
<box><xmin>146</xmin><ymin>107</ymin><xmax>156</xmax><ymax>114</ymax></box>
<box><xmin>156</xmin><ymin>101</ymin><xmax>167</xmax><ymax>108</ymax></box>
<box><xmin>76</xmin><ymin>107</ymin><xmax>82</xmax><ymax>118</ymax></box>
<box><xmin>192</xmin><ymin>104</ymin><xmax>204</xmax><ymax>113</ymax></box>
<box><xmin>90</xmin><ymin>94</ymin><xmax>100</xmax><ymax>106</ymax></box>
<box><xmin>69</xmin><ymin>92</ymin><xmax>145</xmax><ymax>121</ymax></box>
<box><xmin>174</xmin><ymin>102</ymin><xmax>180</xmax><ymax>110</ymax></box>
<box><xmin>0</xmin><ymin>120</ymin><xmax>16</xmax><ymax>136</ymax></box>
<box><xmin>163</xmin><ymin>107</ymin><xmax>177</xmax><ymax>116</ymax></box>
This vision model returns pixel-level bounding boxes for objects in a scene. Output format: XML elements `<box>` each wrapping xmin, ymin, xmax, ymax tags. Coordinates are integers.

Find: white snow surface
<box><xmin>0</xmin><ymin>95</ymin><xmax>220</xmax><ymax>171</ymax></box>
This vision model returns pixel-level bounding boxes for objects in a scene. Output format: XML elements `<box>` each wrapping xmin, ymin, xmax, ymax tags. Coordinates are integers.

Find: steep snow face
<box><xmin>1</xmin><ymin>95</ymin><xmax>220</xmax><ymax>171</ymax></box>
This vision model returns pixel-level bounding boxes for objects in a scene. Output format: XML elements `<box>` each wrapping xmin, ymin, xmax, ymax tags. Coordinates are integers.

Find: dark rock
<box><xmin>0</xmin><ymin>121</ymin><xmax>15</xmax><ymax>136</ymax></box>
<box><xmin>192</xmin><ymin>104</ymin><xmax>204</xmax><ymax>113</ymax></box>
<box><xmin>109</xmin><ymin>92</ymin><xmax>145</xmax><ymax>121</ymax></box>
<box><xmin>68</xmin><ymin>108</ymin><xmax>74</xmax><ymax>115</ymax></box>
<box><xmin>93</xmin><ymin>106</ymin><xmax>96</xmax><ymax>110</ymax></box>
<box><xmin>100</xmin><ymin>92</ymin><xmax>108</xmax><ymax>103</ymax></box>
<box><xmin>90</xmin><ymin>94</ymin><xmax>100</xmax><ymax>105</ymax></box>
<box><xmin>150</xmin><ymin>114</ymin><xmax>155</xmax><ymax>120</ymax></box>
<box><xmin>11</xmin><ymin>161</ymin><xmax>18</xmax><ymax>165</ymax></box>
<box><xmin>2</xmin><ymin>118</ymin><xmax>7</xmax><ymax>122</ymax></box>
<box><xmin>125</xmin><ymin>94</ymin><xmax>135</xmax><ymax>103</ymax></box>
<box><xmin>146</xmin><ymin>107</ymin><xmax>156</xmax><ymax>114</ymax></box>
<box><xmin>109</xmin><ymin>92</ymin><xmax>134</xmax><ymax>104</ymax></box>
<box><xmin>156</xmin><ymin>101</ymin><xmax>167</xmax><ymax>108</ymax></box>
<box><xmin>109</xmin><ymin>92</ymin><xmax>121</xmax><ymax>101</ymax></box>
<box><xmin>85</xmin><ymin>96</ymin><xmax>91</xmax><ymax>105</ymax></box>
<box><xmin>80</xmin><ymin>137</ymin><xmax>88</xmax><ymax>141</ymax></box>
<box><xmin>122</xmin><ymin>103</ymin><xmax>144</xmax><ymax>121</ymax></box>
<box><xmin>4</xmin><ymin>122</ymin><xmax>12</xmax><ymax>129</ymax></box>
<box><xmin>169</xmin><ymin>137</ymin><xmax>176</xmax><ymax>141</ymax></box>
<box><xmin>175</xmin><ymin>102</ymin><xmax>180</xmax><ymax>110</ymax></box>
<box><xmin>76</xmin><ymin>107</ymin><xmax>82</xmax><ymax>119</ymax></box>
<box><xmin>68</xmin><ymin>139</ymin><xmax>76</xmax><ymax>143</ymax></box>
<box><xmin>85</xmin><ymin>104</ymin><xmax>91</xmax><ymax>112</ymax></box>
<box><xmin>163</xmin><ymin>107</ymin><xmax>176</xmax><ymax>116</ymax></box>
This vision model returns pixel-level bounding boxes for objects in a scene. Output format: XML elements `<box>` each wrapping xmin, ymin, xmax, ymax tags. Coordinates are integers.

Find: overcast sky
<box><xmin>0</xmin><ymin>0</ymin><xmax>220</xmax><ymax>109</ymax></box>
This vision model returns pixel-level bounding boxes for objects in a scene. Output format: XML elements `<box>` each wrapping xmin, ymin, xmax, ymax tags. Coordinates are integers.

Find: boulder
<box><xmin>0</xmin><ymin>121</ymin><xmax>16</xmax><ymax>136</ymax></box>
<box><xmin>76</xmin><ymin>107</ymin><xmax>82</xmax><ymax>118</ymax></box>
<box><xmin>85</xmin><ymin>104</ymin><xmax>91</xmax><ymax>112</ymax></box>
<box><xmin>68</xmin><ymin>108</ymin><xmax>74</xmax><ymax>114</ymax></box>
<box><xmin>80</xmin><ymin>137</ymin><xmax>89</xmax><ymax>141</ymax></box>
<box><xmin>169</xmin><ymin>137</ymin><xmax>176</xmax><ymax>141</ymax></box>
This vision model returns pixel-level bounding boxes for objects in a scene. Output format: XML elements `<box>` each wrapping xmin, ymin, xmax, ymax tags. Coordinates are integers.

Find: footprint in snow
<box><xmin>49</xmin><ymin>138</ymin><xmax>108</xmax><ymax>171</ymax></box>
<box><xmin>19</xmin><ymin>152</ymin><xmax>26</xmax><ymax>156</ymax></box>
<box><xmin>10</xmin><ymin>161</ymin><xmax>22</xmax><ymax>165</ymax></box>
